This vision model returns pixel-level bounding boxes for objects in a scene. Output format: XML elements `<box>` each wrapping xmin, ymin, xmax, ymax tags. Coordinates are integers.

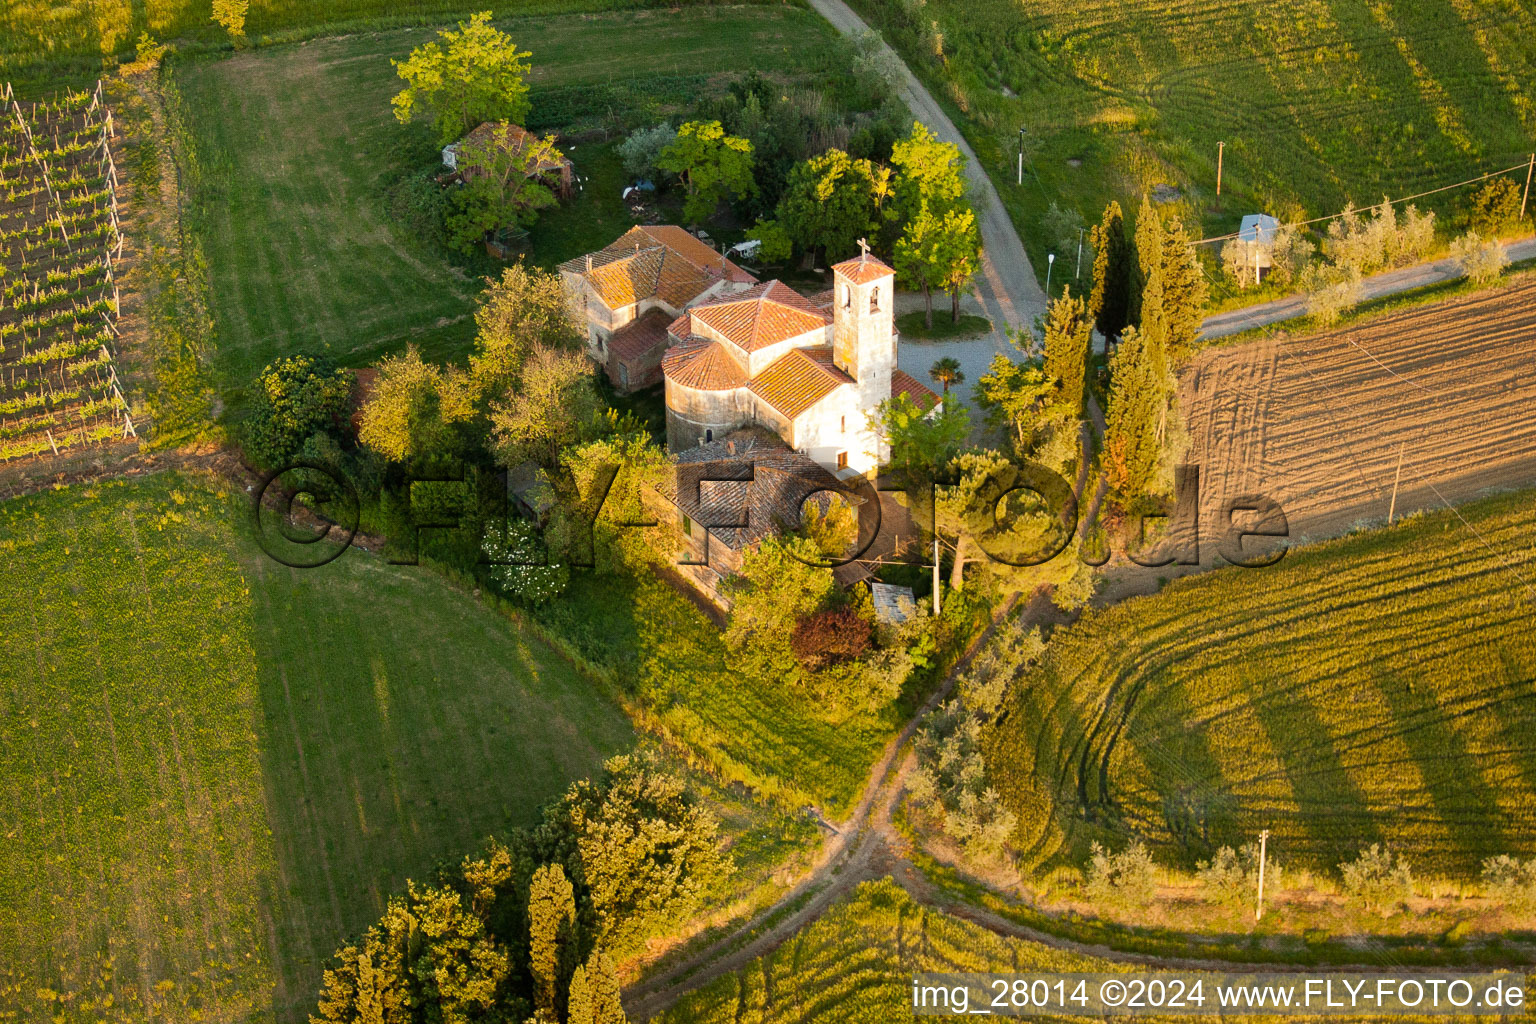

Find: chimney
<box><xmin>585</xmin><ymin>253</ymin><xmax>592</xmax><ymax>272</ymax></box>
<box><xmin>726</xmin><ymin>440</ymin><xmax>736</xmax><ymax>455</ymax></box>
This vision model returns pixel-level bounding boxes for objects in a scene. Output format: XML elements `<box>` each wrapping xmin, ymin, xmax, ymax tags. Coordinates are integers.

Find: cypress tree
<box><xmin>1103</xmin><ymin>325</ymin><xmax>1164</xmax><ymax>497</ymax></box>
<box><xmin>1088</xmin><ymin>201</ymin><xmax>1131</xmax><ymax>341</ymax></box>
<box><xmin>1130</xmin><ymin>195</ymin><xmax>1163</xmax><ymax>326</ymax></box>
<box><xmin>565</xmin><ymin>948</ymin><xmax>627</xmax><ymax>1024</ymax></box>
<box><xmin>528</xmin><ymin>863</ymin><xmax>578</xmax><ymax>1018</ymax></box>
<box><xmin>1158</xmin><ymin>216</ymin><xmax>1209</xmax><ymax>364</ymax></box>
<box><xmin>1042</xmin><ymin>285</ymin><xmax>1092</xmax><ymax>418</ymax></box>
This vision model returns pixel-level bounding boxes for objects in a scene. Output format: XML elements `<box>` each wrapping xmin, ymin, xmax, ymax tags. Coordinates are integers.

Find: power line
<box><xmin>1191</xmin><ymin>159</ymin><xmax>1535</xmax><ymax>247</ymax></box>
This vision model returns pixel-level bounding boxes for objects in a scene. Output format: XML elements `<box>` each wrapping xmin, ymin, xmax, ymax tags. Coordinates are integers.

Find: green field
<box><xmin>533</xmin><ymin>571</ymin><xmax>898</xmax><ymax>819</ymax></box>
<box><xmin>0</xmin><ymin>473</ymin><xmax>633</xmax><ymax>1022</ymax></box>
<box><xmin>171</xmin><ymin>5</ymin><xmax>856</xmax><ymax>410</ymax></box>
<box><xmin>846</xmin><ymin>0</ymin><xmax>1536</xmax><ymax>283</ymax></box>
<box><xmin>984</xmin><ymin>490</ymin><xmax>1536</xmax><ymax>879</ymax></box>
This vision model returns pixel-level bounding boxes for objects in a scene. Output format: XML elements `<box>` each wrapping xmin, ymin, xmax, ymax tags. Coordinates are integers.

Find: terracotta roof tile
<box><xmin>606</xmin><ymin>309</ymin><xmax>672</xmax><ymax>363</ymax></box>
<box><xmin>660</xmin><ymin>429</ymin><xmax>864</xmax><ymax>551</ymax></box>
<box><xmin>686</xmin><ymin>281</ymin><xmax>829</xmax><ymax>353</ymax></box>
<box><xmin>891</xmin><ymin>369</ymin><xmax>942</xmax><ymax>410</ymax></box>
<box><xmin>633</xmin><ymin>225</ymin><xmax>757</xmax><ymax>284</ymax></box>
<box><xmin>662</xmin><ymin>338</ymin><xmax>747</xmax><ymax>391</ymax></box>
<box><xmin>832</xmin><ymin>252</ymin><xmax>894</xmax><ymax>284</ymax></box>
<box><xmin>581</xmin><ymin>247</ymin><xmax>713</xmax><ymax>310</ymax></box>
<box><xmin>749</xmin><ymin>346</ymin><xmax>851</xmax><ymax>419</ymax></box>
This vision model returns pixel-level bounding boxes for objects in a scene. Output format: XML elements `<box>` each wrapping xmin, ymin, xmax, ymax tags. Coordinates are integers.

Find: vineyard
<box><xmin>983</xmin><ymin>489</ymin><xmax>1536</xmax><ymax>880</ymax></box>
<box><xmin>0</xmin><ymin>80</ymin><xmax>133</xmax><ymax>463</ymax></box>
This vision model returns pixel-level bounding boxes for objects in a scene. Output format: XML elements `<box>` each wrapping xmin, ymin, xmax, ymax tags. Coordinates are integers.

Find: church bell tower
<box><xmin>831</xmin><ymin>241</ymin><xmax>896</xmax><ymax>419</ymax></box>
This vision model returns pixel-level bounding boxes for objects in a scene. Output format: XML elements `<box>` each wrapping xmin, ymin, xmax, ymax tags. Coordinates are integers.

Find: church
<box><xmin>562</xmin><ymin>227</ymin><xmax>939</xmax><ymax>480</ymax></box>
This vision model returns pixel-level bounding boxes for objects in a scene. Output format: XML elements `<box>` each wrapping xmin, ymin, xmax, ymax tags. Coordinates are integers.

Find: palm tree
<box><xmin>929</xmin><ymin>357</ymin><xmax>965</xmax><ymax>395</ymax></box>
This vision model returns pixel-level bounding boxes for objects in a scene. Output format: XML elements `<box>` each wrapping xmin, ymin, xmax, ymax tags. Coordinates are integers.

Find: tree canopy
<box><xmin>656</xmin><ymin>120</ymin><xmax>756</xmax><ymax>225</ymax></box>
<box><xmin>775</xmin><ymin>148</ymin><xmax>883</xmax><ymax>262</ymax></box>
<box><xmin>392</xmin><ymin>12</ymin><xmax>533</xmax><ymax>146</ymax></box>
<box><xmin>1088</xmin><ymin>200</ymin><xmax>1131</xmax><ymax>341</ymax></box>
<box><xmin>358</xmin><ymin>345</ymin><xmax>475</xmax><ymax>464</ymax></box>
<box><xmin>446</xmin><ymin>124</ymin><xmax>562</xmax><ymax>252</ymax></box>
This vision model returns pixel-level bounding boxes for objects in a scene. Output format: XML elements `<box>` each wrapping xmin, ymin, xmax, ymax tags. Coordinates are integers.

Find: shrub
<box><xmin>243</xmin><ymin>354</ymin><xmax>352</xmax><ymax>469</ymax></box>
<box><xmin>1040</xmin><ymin>201</ymin><xmax>1087</xmax><ymax>261</ymax></box>
<box><xmin>1301</xmin><ymin>265</ymin><xmax>1363</xmax><ymax>325</ymax></box>
<box><xmin>909</xmin><ymin>700</ymin><xmax>1017</xmax><ymax>862</ymax></box>
<box><xmin>1084</xmin><ymin>840</ymin><xmax>1158</xmax><ymax>909</ymax></box>
<box><xmin>617</xmin><ymin>122</ymin><xmax>677</xmax><ymax>181</ymax></box>
<box><xmin>1322</xmin><ymin>200</ymin><xmax>1434</xmax><ymax>275</ymax></box>
<box><xmin>1340</xmin><ymin>844</ymin><xmax>1414</xmax><ymax>915</ymax></box>
<box><xmin>790</xmin><ymin>607</ymin><xmax>873</xmax><ymax>670</ymax></box>
<box><xmin>1449</xmin><ymin>231</ymin><xmax>1509</xmax><ymax>285</ymax></box>
<box><xmin>1196</xmin><ymin>843</ymin><xmax>1279</xmax><ymax>908</ymax></box>
<box><xmin>1468</xmin><ymin>177</ymin><xmax>1523</xmax><ymax>236</ymax></box>
<box><xmin>481</xmin><ymin>520</ymin><xmax>570</xmax><ymax>605</ymax></box>
<box><xmin>1481</xmin><ymin>854</ymin><xmax>1536</xmax><ymax>914</ymax></box>
<box><xmin>957</xmin><ymin>617</ymin><xmax>1044</xmax><ymax>717</ymax></box>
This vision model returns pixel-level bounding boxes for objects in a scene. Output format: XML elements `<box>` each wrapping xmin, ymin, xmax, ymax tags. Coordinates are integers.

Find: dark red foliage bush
<box><xmin>790</xmin><ymin>606</ymin><xmax>873</xmax><ymax>670</ymax></box>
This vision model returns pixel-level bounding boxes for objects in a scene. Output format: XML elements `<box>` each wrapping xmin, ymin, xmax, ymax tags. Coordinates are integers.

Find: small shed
<box><xmin>869</xmin><ymin>582</ymin><xmax>917</xmax><ymax>626</ymax></box>
<box><xmin>442</xmin><ymin>122</ymin><xmax>575</xmax><ymax>197</ymax></box>
<box><xmin>1236</xmin><ymin>214</ymin><xmax>1280</xmax><ymax>284</ymax></box>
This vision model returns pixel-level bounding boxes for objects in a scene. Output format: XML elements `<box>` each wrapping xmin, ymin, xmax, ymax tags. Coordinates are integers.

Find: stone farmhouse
<box><xmin>562</xmin><ymin>227</ymin><xmax>940</xmax><ymax>603</ymax></box>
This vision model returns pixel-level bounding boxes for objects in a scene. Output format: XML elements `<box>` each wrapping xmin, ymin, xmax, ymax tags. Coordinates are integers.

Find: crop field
<box><xmin>172</xmin><ymin>5</ymin><xmax>857</xmax><ymax>409</ymax></box>
<box><xmin>1181</xmin><ymin>276</ymin><xmax>1536</xmax><ymax>550</ymax></box>
<box><xmin>984</xmin><ymin>488</ymin><xmax>1536</xmax><ymax>879</ymax></box>
<box><xmin>0</xmin><ymin>82</ymin><xmax>133</xmax><ymax>463</ymax></box>
<box><xmin>846</xmin><ymin>0</ymin><xmax>1536</xmax><ymax>278</ymax></box>
<box><xmin>0</xmin><ymin>473</ymin><xmax>634</xmax><ymax>1023</ymax></box>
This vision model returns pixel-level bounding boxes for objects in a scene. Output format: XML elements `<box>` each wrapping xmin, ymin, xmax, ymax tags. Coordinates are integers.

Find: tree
<box><xmin>446</xmin><ymin>124</ymin><xmax>561</xmax><ymax>252</ymax></box>
<box><xmin>566</xmin><ymin>949</ymin><xmax>626</xmax><ymax>1024</ymax></box>
<box><xmin>725</xmin><ymin>533</ymin><xmax>838</xmax><ymax>662</ymax></box>
<box><xmin>890</xmin><ymin>121</ymin><xmax>965</xmax><ymax>224</ymax></box>
<box><xmin>470</xmin><ymin>260</ymin><xmax>585</xmax><ymax>397</ymax></box>
<box><xmin>790</xmin><ymin>607</ymin><xmax>873</xmax><ymax>670</ymax></box>
<box><xmin>1340</xmin><ymin>844</ymin><xmax>1414</xmax><ymax>916</ymax></box>
<box><xmin>893</xmin><ymin>202</ymin><xmax>945</xmax><ymax>327</ymax></box>
<box><xmin>1157</xmin><ymin>215</ymin><xmax>1208</xmax><ymax>364</ymax></box>
<box><xmin>489</xmin><ymin>345</ymin><xmax>601</xmax><ymax>469</ymax></box>
<box><xmin>974</xmin><ymin>353</ymin><xmax>1059</xmax><ymax>456</ymax></box>
<box><xmin>1197</xmin><ymin>844</ymin><xmax>1280</xmax><ymax>909</ymax></box>
<box><xmin>1449</xmin><ymin>231</ymin><xmax>1509</xmax><ymax>285</ymax></box>
<box><xmin>1469</xmin><ymin>177</ymin><xmax>1523</xmax><ymax>236</ymax></box>
<box><xmin>1040</xmin><ymin>286</ymin><xmax>1092</xmax><ymax>417</ymax></box>
<box><xmin>359</xmin><ymin>345</ymin><xmax>475</xmax><ymax>463</ymax></box>
<box><xmin>1482</xmin><ymin>855</ymin><xmax>1536</xmax><ymax>915</ymax></box>
<box><xmin>528</xmin><ymin>864</ymin><xmax>578</xmax><ymax>1017</ymax></box>
<box><xmin>875</xmin><ymin>392</ymin><xmax>968</xmax><ymax>479</ymax></box>
<box><xmin>539</xmin><ymin>754</ymin><xmax>730</xmax><ymax>960</ymax></box>
<box><xmin>1085</xmin><ymin>840</ymin><xmax>1158</xmax><ymax>909</ymax></box>
<box><xmin>411</xmin><ymin>883</ymin><xmax>511</xmax><ymax>1024</ymax></box>
<box><xmin>935</xmin><ymin>205</ymin><xmax>982</xmax><ymax>322</ymax></box>
<box><xmin>929</xmin><ymin>357</ymin><xmax>964</xmax><ymax>395</ymax></box>
<box><xmin>616</xmin><ymin>123</ymin><xmax>676</xmax><ymax>181</ymax></box>
<box><xmin>934</xmin><ymin>449</ymin><xmax>1081</xmax><ymax>595</ymax></box>
<box><xmin>909</xmin><ymin>700</ymin><xmax>1016</xmax><ymax>861</ymax></box>
<box><xmin>392</xmin><ymin>12</ymin><xmax>533</xmax><ymax>146</ymax></box>
<box><xmin>1102</xmin><ymin>325</ymin><xmax>1165</xmax><ymax>497</ymax></box>
<box><xmin>211</xmin><ymin>0</ymin><xmax>247</xmax><ymax>40</ymax></box>
<box><xmin>1129</xmin><ymin>196</ymin><xmax>1164</xmax><ymax>327</ymax></box>
<box><xmin>776</xmin><ymin>148</ymin><xmax>881</xmax><ymax>263</ymax></box>
<box><xmin>656</xmin><ymin>120</ymin><xmax>756</xmax><ymax>225</ymax></box>
<box><xmin>745</xmin><ymin>218</ymin><xmax>792</xmax><ymax>264</ymax></box>
<box><xmin>244</xmin><ymin>354</ymin><xmax>352</xmax><ymax>469</ymax></box>
<box><xmin>1088</xmin><ymin>201</ymin><xmax>1131</xmax><ymax>341</ymax></box>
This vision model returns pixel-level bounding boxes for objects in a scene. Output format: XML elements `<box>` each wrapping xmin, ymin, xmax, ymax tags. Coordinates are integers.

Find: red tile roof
<box><xmin>606</xmin><ymin>308</ymin><xmax>673</xmax><ymax>363</ymax></box>
<box><xmin>686</xmin><ymin>281</ymin><xmax>830</xmax><ymax>353</ymax></box>
<box><xmin>578</xmin><ymin>246</ymin><xmax>714</xmax><ymax>309</ymax></box>
<box><xmin>891</xmin><ymin>369</ymin><xmax>942</xmax><ymax>410</ymax></box>
<box><xmin>749</xmin><ymin>346</ymin><xmax>852</xmax><ymax>419</ymax></box>
<box><xmin>661</xmin><ymin>338</ymin><xmax>747</xmax><ymax>390</ymax></box>
<box><xmin>832</xmin><ymin>251</ymin><xmax>894</xmax><ymax>284</ymax></box>
<box><xmin>630</xmin><ymin>225</ymin><xmax>757</xmax><ymax>284</ymax></box>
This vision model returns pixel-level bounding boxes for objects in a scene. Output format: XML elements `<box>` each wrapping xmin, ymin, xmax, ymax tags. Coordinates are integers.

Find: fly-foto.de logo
<box><xmin>251</xmin><ymin>458</ymin><xmax>1289</xmax><ymax>571</ymax></box>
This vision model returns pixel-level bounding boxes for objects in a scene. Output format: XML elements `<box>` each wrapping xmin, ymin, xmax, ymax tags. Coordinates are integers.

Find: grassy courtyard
<box><xmin>0</xmin><ymin>473</ymin><xmax>633</xmax><ymax>1022</ymax></box>
<box><xmin>172</xmin><ymin>5</ymin><xmax>855</xmax><ymax>410</ymax></box>
<box><xmin>984</xmin><ymin>489</ymin><xmax>1536</xmax><ymax>880</ymax></box>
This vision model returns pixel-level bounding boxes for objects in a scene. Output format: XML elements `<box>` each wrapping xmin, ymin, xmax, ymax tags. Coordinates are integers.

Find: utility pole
<box><xmin>1216</xmin><ymin>141</ymin><xmax>1225</xmax><ymax>197</ymax></box>
<box><xmin>1255</xmin><ymin>829</ymin><xmax>1270</xmax><ymax>921</ymax></box>
<box><xmin>1046</xmin><ymin>252</ymin><xmax>1056</xmax><ymax>296</ymax></box>
<box><xmin>1017</xmin><ymin>127</ymin><xmax>1025</xmax><ymax>187</ymax></box>
<box><xmin>1387</xmin><ymin>441</ymin><xmax>1405</xmax><ymax>524</ymax></box>
<box><xmin>1075</xmin><ymin>227</ymin><xmax>1084</xmax><ymax>280</ymax></box>
<box><xmin>932</xmin><ymin>538</ymin><xmax>942</xmax><ymax>616</ymax></box>
<box><xmin>1522</xmin><ymin>152</ymin><xmax>1535</xmax><ymax>223</ymax></box>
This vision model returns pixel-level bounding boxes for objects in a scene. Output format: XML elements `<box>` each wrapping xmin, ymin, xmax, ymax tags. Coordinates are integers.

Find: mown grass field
<box><xmin>0</xmin><ymin>473</ymin><xmax>633</xmax><ymax>1023</ymax></box>
<box><xmin>533</xmin><ymin>571</ymin><xmax>897</xmax><ymax>819</ymax></box>
<box><xmin>846</xmin><ymin>0</ymin><xmax>1536</xmax><ymax>284</ymax></box>
<box><xmin>171</xmin><ymin>5</ymin><xmax>853</xmax><ymax>410</ymax></box>
<box><xmin>984</xmin><ymin>489</ymin><xmax>1536</xmax><ymax>880</ymax></box>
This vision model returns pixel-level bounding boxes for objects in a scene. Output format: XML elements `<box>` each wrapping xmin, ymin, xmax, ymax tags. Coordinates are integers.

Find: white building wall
<box><xmin>790</xmin><ymin>387</ymin><xmax>880</xmax><ymax>475</ymax></box>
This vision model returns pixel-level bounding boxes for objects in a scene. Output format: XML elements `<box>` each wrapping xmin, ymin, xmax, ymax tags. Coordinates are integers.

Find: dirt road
<box><xmin>1200</xmin><ymin>236</ymin><xmax>1536</xmax><ymax>339</ymax></box>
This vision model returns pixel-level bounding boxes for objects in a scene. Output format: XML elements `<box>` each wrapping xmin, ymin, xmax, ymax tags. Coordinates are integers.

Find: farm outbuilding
<box><xmin>442</xmin><ymin>122</ymin><xmax>575</xmax><ymax>198</ymax></box>
<box><xmin>1236</xmin><ymin>213</ymin><xmax>1280</xmax><ymax>284</ymax></box>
